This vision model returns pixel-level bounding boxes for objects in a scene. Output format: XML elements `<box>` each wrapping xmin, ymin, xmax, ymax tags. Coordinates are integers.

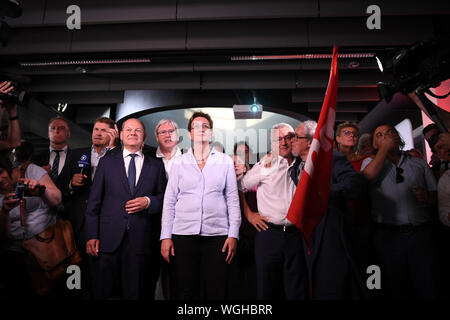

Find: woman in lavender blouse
<box><xmin>160</xmin><ymin>111</ymin><xmax>241</xmax><ymax>300</ymax></box>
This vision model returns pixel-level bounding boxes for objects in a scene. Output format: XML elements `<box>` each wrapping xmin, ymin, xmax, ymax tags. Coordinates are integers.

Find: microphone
<box><xmin>77</xmin><ymin>154</ymin><xmax>90</xmax><ymax>175</ymax></box>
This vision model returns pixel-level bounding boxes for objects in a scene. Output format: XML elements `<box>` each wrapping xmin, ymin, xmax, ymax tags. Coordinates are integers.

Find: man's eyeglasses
<box><xmin>272</xmin><ymin>134</ymin><xmax>293</xmax><ymax>143</ymax></box>
<box><xmin>293</xmin><ymin>134</ymin><xmax>309</xmax><ymax>141</ymax></box>
<box><xmin>396</xmin><ymin>167</ymin><xmax>404</xmax><ymax>184</ymax></box>
<box><xmin>157</xmin><ymin>129</ymin><xmax>175</xmax><ymax>136</ymax></box>
<box><xmin>342</xmin><ymin>130</ymin><xmax>358</xmax><ymax>137</ymax></box>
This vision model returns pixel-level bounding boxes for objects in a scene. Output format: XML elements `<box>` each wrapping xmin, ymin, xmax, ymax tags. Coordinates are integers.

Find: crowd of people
<box><xmin>0</xmin><ymin>81</ymin><xmax>449</xmax><ymax>300</ymax></box>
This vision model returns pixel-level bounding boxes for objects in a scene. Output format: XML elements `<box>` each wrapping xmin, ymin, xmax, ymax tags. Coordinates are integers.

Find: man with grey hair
<box><xmin>239</xmin><ymin>122</ymin><xmax>309</xmax><ymax>299</ymax></box>
<box><xmin>290</xmin><ymin>120</ymin><xmax>369</xmax><ymax>299</ymax></box>
<box><xmin>154</xmin><ymin>118</ymin><xmax>182</xmax><ymax>177</ymax></box>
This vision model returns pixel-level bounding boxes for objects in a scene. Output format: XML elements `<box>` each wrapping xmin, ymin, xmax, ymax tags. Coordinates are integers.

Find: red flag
<box><xmin>287</xmin><ymin>46</ymin><xmax>339</xmax><ymax>249</ymax></box>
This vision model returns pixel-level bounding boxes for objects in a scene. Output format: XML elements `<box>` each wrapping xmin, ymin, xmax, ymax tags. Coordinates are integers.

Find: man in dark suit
<box><xmin>31</xmin><ymin>117</ymin><xmax>72</xmax><ymax>201</ymax></box>
<box><xmin>85</xmin><ymin>118</ymin><xmax>167</xmax><ymax>299</ymax></box>
<box><xmin>290</xmin><ymin>121</ymin><xmax>369</xmax><ymax>299</ymax></box>
<box><xmin>65</xmin><ymin>117</ymin><xmax>118</xmax><ymax>249</ymax></box>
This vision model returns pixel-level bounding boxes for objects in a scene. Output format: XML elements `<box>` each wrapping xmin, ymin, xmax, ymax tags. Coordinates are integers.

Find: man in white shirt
<box><xmin>154</xmin><ymin>118</ymin><xmax>182</xmax><ymax>177</ymax></box>
<box><xmin>239</xmin><ymin>123</ymin><xmax>308</xmax><ymax>299</ymax></box>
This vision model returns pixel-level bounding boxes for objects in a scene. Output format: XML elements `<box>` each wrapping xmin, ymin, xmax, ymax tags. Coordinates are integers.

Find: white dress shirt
<box><xmin>49</xmin><ymin>145</ymin><xmax>68</xmax><ymax>175</ymax></box>
<box><xmin>156</xmin><ymin>146</ymin><xmax>182</xmax><ymax>178</ymax></box>
<box><xmin>122</xmin><ymin>148</ymin><xmax>150</xmax><ymax>207</ymax></box>
<box><xmin>239</xmin><ymin>155</ymin><xmax>296</xmax><ymax>226</ymax></box>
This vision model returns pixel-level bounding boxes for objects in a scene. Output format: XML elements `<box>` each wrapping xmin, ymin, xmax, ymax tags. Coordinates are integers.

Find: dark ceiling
<box><xmin>1</xmin><ymin>0</ymin><xmax>449</xmax><ymax>149</ymax></box>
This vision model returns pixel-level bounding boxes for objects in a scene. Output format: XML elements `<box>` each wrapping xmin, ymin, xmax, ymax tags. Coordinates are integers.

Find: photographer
<box><xmin>0</xmin><ymin>81</ymin><xmax>21</xmax><ymax>151</ymax></box>
<box><xmin>0</xmin><ymin>151</ymin><xmax>61</xmax><ymax>298</ymax></box>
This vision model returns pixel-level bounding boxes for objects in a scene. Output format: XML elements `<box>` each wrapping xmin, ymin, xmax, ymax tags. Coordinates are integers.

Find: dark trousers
<box><xmin>93</xmin><ymin>231</ymin><xmax>151</xmax><ymax>300</ymax></box>
<box><xmin>371</xmin><ymin>223</ymin><xmax>438</xmax><ymax>299</ymax></box>
<box><xmin>254</xmin><ymin>226</ymin><xmax>308</xmax><ymax>300</ymax></box>
<box><xmin>170</xmin><ymin>235</ymin><xmax>230</xmax><ymax>300</ymax></box>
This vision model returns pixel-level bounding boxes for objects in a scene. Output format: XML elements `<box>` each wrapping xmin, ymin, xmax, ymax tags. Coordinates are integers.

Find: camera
<box><xmin>376</xmin><ymin>38</ymin><xmax>450</xmax><ymax>102</ymax></box>
<box><xmin>14</xmin><ymin>182</ymin><xmax>46</xmax><ymax>199</ymax></box>
<box><xmin>0</xmin><ymin>79</ymin><xmax>29</xmax><ymax>105</ymax></box>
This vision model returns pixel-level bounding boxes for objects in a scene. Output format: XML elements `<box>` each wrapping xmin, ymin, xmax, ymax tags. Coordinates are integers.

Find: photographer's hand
<box><xmin>0</xmin><ymin>81</ymin><xmax>14</xmax><ymax>105</ymax></box>
<box><xmin>2</xmin><ymin>193</ymin><xmax>20</xmax><ymax>213</ymax></box>
<box><xmin>18</xmin><ymin>178</ymin><xmax>39</xmax><ymax>190</ymax></box>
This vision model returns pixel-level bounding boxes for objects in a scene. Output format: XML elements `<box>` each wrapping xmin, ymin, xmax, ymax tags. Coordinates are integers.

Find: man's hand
<box><xmin>161</xmin><ymin>239</ymin><xmax>175</xmax><ymax>263</ymax></box>
<box><xmin>18</xmin><ymin>178</ymin><xmax>39</xmax><ymax>190</ymax></box>
<box><xmin>235</xmin><ymin>163</ymin><xmax>247</xmax><ymax>181</ymax></box>
<box><xmin>246</xmin><ymin>210</ymin><xmax>270</xmax><ymax>232</ymax></box>
<box><xmin>378</xmin><ymin>135</ymin><xmax>397</xmax><ymax>153</ymax></box>
<box><xmin>107</xmin><ymin>124</ymin><xmax>119</xmax><ymax>149</ymax></box>
<box><xmin>86</xmin><ymin>239</ymin><xmax>100</xmax><ymax>257</ymax></box>
<box><xmin>71</xmin><ymin>173</ymin><xmax>88</xmax><ymax>187</ymax></box>
<box><xmin>222</xmin><ymin>237</ymin><xmax>237</xmax><ymax>264</ymax></box>
<box><xmin>2</xmin><ymin>193</ymin><xmax>20</xmax><ymax>213</ymax></box>
<box><xmin>125</xmin><ymin>197</ymin><xmax>149</xmax><ymax>214</ymax></box>
<box><xmin>0</xmin><ymin>81</ymin><xmax>14</xmax><ymax>105</ymax></box>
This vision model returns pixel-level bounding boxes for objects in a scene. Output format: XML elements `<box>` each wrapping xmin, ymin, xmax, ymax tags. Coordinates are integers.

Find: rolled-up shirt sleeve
<box><xmin>160</xmin><ymin>159</ymin><xmax>179</xmax><ymax>240</ymax></box>
<box><xmin>225</xmin><ymin>158</ymin><xmax>241</xmax><ymax>239</ymax></box>
<box><xmin>239</xmin><ymin>162</ymin><xmax>263</xmax><ymax>191</ymax></box>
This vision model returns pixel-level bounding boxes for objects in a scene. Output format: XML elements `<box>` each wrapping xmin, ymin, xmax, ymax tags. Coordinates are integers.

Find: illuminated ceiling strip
<box><xmin>20</xmin><ymin>58</ymin><xmax>151</xmax><ymax>67</ymax></box>
<box><xmin>230</xmin><ymin>53</ymin><xmax>375</xmax><ymax>61</ymax></box>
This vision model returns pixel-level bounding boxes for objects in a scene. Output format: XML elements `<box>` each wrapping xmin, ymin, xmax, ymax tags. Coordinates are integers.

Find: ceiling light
<box><xmin>230</xmin><ymin>53</ymin><xmax>374</xmax><ymax>61</ymax></box>
<box><xmin>19</xmin><ymin>58</ymin><xmax>151</xmax><ymax>67</ymax></box>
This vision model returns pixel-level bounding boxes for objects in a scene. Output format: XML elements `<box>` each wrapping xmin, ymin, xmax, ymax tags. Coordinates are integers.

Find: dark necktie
<box><xmin>50</xmin><ymin>150</ymin><xmax>62</xmax><ymax>181</ymax></box>
<box><xmin>290</xmin><ymin>157</ymin><xmax>303</xmax><ymax>186</ymax></box>
<box><xmin>128</xmin><ymin>154</ymin><xmax>137</xmax><ymax>193</ymax></box>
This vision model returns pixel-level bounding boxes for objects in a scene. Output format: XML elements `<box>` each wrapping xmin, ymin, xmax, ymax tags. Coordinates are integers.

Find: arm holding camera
<box><xmin>19</xmin><ymin>173</ymin><xmax>61</xmax><ymax>208</ymax></box>
<box><xmin>0</xmin><ymin>81</ymin><xmax>21</xmax><ymax>150</ymax></box>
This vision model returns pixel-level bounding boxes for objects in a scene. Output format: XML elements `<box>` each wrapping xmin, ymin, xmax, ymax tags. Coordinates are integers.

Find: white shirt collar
<box><xmin>156</xmin><ymin>146</ymin><xmax>181</xmax><ymax>159</ymax></box>
<box><xmin>123</xmin><ymin>148</ymin><xmax>144</xmax><ymax>159</ymax></box>
<box><xmin>50</xmin><ymin>145</ymin><xmax>68</xmax><ymax>153</ymax></box>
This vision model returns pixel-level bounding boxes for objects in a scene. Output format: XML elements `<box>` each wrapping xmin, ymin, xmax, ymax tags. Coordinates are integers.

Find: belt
<box><xmin>267</xmin><ymin>222</ymin><xmax>298</xmax><ymax>233</ymax></box>
<box><xmin>374</xmin><ymin>222</ymin><xmax>430</xmax><ymax>234</ymax></box>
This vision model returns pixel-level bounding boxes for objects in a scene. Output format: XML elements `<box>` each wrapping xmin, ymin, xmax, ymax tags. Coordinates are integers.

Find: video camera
<box><xmin>376</xmin><ymin>38</ymin><xmax>450</xmax><ymax>102</ymax></box>
<box><xmin>0</xmin><ymin>73</ymin><xmax>30</xmax><ymax>105</ymax></box>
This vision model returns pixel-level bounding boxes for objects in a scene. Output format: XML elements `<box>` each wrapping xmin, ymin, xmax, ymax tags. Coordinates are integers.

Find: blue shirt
<box><xmin>160</xmin><ymin>148</ymin><xmax>241</xmax><ymax>239</ymax></box>
<box><xmin>361</xmin><ymin>153</ymin><xmax>437</xmax><ymax>225</ymax></box>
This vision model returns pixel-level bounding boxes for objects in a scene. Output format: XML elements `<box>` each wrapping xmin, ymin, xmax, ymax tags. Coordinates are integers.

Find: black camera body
<box><xmin>14</xmin><ymin>182</ymin><xmax>46</xmax><ymax>199</ymax></box>
<box><xmin>0</xmin><ymin>79</ymin><xmax>28</xmax><ymax>105</ymax></box>
<box><xmin>377</xmin><ymin>38</ymin><xmax>450</xmax><ymax>102</ymax></box>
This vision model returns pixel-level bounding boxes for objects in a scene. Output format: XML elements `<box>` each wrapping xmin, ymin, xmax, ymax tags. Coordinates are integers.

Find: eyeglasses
<box><xmin>293</xmin><ymin>134</ymin><xmax>309</xmax><ymax>141</ymax></box>
<box><xmin>342</xmin><ymin>130</ymin><xmax>358</xmax><ymax>137</ymax></box>
<box><xmin>396</xmin><ymin>167</ymin><xmax>404</xmax><ymax>184</ymax></box>
<box><xmin>123</xmin><ymin>127</ymin><xmax>144</xmax><ymax>134</ymax></box>
<box><xmin>191</xmin><ymin>123</ymin><xmax>211</xmax><ymax>130</ymax></box>
<box><xmin>272</xmin><ymin>134</ymin><xmax>293</xmax><ymax>143</ymax></box>
<box><xmin>157</xmin><ymin>129</ymin><xmax>175</xmax><ymax>136</ymax></box>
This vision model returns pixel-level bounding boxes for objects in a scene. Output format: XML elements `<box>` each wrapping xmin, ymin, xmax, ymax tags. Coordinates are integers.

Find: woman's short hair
<box><xmin>188</xmin><ymin>111</ymin><xmax>213</xmax><ymax>131</ymax></box>
<box><xmin>336</xmin><ymin>121</ymin><xmax>359</xmax><ymax>137</ymax></box>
